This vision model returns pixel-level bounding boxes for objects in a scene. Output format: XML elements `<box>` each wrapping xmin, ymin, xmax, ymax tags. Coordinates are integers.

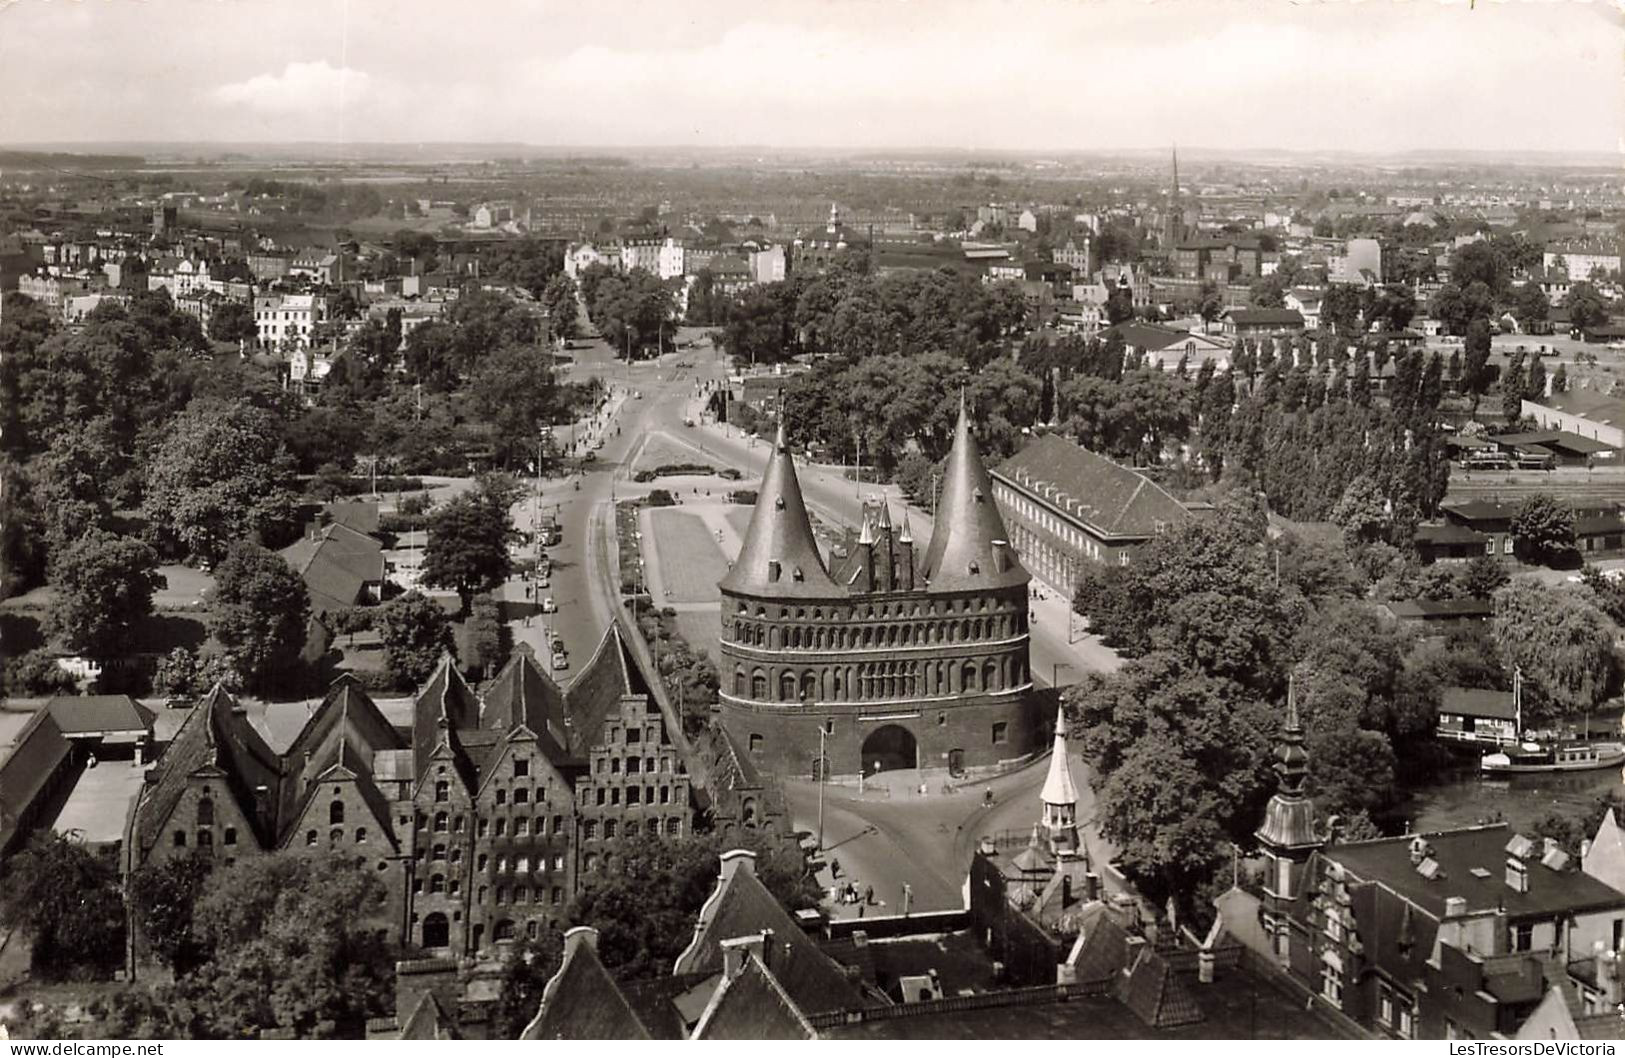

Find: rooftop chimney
<box><xmin>720</xmin><ymin>930</ymin><xmax>772</xmax><ymax>980</ymax></box>
<box><xmin>1443</xmin><ymin>896</ymin><xmax>1468</xmax><ymax>918</ymax></box>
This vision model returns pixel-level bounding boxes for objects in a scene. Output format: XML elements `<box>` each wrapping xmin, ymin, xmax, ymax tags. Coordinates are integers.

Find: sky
<box><xmin>0</xmin><ymin>0</ymin><xmax>1619</xmax><ymax>154</ymax></box>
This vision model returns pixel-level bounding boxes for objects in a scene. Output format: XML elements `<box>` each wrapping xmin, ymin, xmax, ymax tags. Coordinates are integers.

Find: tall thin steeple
<box><xmin>1165</xmin><ymin>145</ymin><xmax>1183</xmax><ymax>247</ymax></box>
<box><xmin>1254</xmin><ymin>674</ymin><xmax>1322</xmax><ymax>964</ymax></box>
<box><xmin>1041</xmin><ymin>702</ymin><xmax>1079</xmax><ymax>855</ymax></box>
<box><xmin>919</xmin><ymin>392</ymin><xmax>1028</xmax><ymax>593</ymax></box>
<box><xmin>719</xmin><ymin>421</ymin><xmax>843</xmax><ymax>598</ymax></box>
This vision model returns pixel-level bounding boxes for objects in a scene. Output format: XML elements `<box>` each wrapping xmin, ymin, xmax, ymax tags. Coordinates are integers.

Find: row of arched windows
<box><xmin>731</xmin><ymin>611</ymin><xmax>1027</xmax><ymax>652</ymax></box>
<box><xmin>733</xmin><ymin>655</ymin><xmax>1028</xmax><ymax>703</ymax></box>
<box><xmin>733</xmin><ymin>594</ymin><xmax>1007</xmax><ymax>622</ymax></box>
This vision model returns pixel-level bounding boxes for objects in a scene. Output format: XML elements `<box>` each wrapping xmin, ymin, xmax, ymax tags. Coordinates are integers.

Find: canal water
<box><xmin>1407</xmin><ymin>759</ymin><xmax>1622</xmax><ymax>836</ymax></box>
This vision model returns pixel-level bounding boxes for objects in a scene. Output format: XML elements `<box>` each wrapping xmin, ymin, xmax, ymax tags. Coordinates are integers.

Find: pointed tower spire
<box><xmin>1041</xmin><ymin>702</ymin><xmax>1079</xmax><ymax>855</ymax></box>
<box><xmin>1255</xmin><ymin>672</ymin><xmax>1322</xmax><ymax>934</ymax></box>
<box><xmin>720</xmin><ymin>420</ymin><xmax>842</xmax><ymax>598</ymax></box>
<box><xmin>919</xmin><ymin>393</ymin><xmax>1027</xmax><ymax>592</ymax></box>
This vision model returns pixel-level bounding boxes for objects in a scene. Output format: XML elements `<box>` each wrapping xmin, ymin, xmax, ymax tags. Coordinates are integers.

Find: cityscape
<box><xmin>3</xmin><ymin>0</ymin><xmax>1625</xmax><ymax>1043</ymax></box>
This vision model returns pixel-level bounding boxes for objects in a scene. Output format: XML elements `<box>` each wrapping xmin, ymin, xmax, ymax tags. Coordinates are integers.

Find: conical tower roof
<box><xmin>920</xmin><ymin>394</ymin><xmax>1028</xmax><ymax>592</ymax></box>
<box><xmin>1041</xmin><ymin>703</ymin><xmax>1079</xmax><ymax>807</ymax></box>
<box><xmin>719</xmin><ymin>422</ymin><xmax>843</xmax><ymax>598</ymax></box>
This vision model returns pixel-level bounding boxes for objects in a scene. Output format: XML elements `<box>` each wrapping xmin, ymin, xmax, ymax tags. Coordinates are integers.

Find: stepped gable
<box><xmin>560</xmin><ymin>622</ymin><xmax>644</xmax><ymax>760</ymax></box>
<box><xmin>480</xmin><ymin>646</ymin><xmax>569</xmax><ymax>758</ymax></box>
<box><xmin>718</xmin><ymin>421</ymin><xmax>842</xmax><ymax>599</ymax></box>
<box><xmin>691</xmin><ymin>954</ymin><xmax>819</xmax><ymax>1040</ymax></box>
<box><xmin>673</xmin><ymin>850</ymin><xmax>868</xmax><ymax>1016</ymax></box>
<box><xmin>412</xmin><ymin>654</ymin><xmax>480</xmax><ymax>777</ymax></box>
<box><xmin>521</xmin><ymin>928</ymin><xmax>652</xmax><ymax>1040</ymax></box>
<box><xmin>919</xmin><ymin>393</ymin><xmax>1029</xmax><ymax>593</ymax></box>
<box><xmin>136</xmin><ymin>684</ymin><xmax>286</xmax><ymax>851</ymax></box>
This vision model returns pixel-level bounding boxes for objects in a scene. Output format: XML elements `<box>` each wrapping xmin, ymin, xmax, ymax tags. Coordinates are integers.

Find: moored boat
<box><xmin>1480</xmin><ymin>740</ymin><xmax>1625</xmax><ymax>774</ymax></box>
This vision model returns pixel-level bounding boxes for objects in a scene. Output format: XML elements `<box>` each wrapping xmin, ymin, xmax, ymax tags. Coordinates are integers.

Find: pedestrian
<box><xmin>830</xmin><ymin>856</ymin><xmax>841</xmax><ymax>880</ymax></box>
<box><xmin>864</xmin><ymin>885</ymin><xmax>874</xmax><ymax>906</ymax></box>
<box><xmin>984</xmin><ymin>787</ymin><xmax>994</xmax><ymax>807</ymax></box>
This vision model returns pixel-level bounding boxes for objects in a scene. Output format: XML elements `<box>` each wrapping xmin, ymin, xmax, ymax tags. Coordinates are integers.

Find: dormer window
<box><xmin>792</xmin><ymin>567</ymin><xmax>805</xmax><ymax>582</ymax></box>
<box><xmin>968</xmin><ymin>561</ymin><xmax>980</xmax><ymax>575</ymax></box>
<box><xmin>768</xmin><ymin>560</ymin><xmax>782</xmax><ymax>582</ymax></box>
<box><xmin>774</xmin><ymin>497</ymin><xmax>786</xmax><ymax>510</ymax></box>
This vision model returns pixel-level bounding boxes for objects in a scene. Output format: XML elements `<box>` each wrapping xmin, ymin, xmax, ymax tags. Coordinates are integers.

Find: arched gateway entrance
<box><xmin>861</xmin><ymin>724</ymin><xmax>918</xmax><ymax>774</ymax></box>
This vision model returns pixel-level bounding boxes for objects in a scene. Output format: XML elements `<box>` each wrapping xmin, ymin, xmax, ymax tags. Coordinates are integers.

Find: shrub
<box><xmin>645</xmin><ymin>489</ymin><xmax>677</xmax><ymax>508</ymax></box>
<box><xmin>728</xmin><ymin>490</ymin><xmax>758</xmax><ymax>505</ymax></box>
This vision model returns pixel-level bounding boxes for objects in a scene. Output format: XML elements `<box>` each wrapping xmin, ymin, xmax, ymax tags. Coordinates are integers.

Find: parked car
<box><xmin>551</xmin><ymin>652</ymin><xmax>569</xmax><ymax>672</ymax></box>
<box><xmin>540</xmin><ymin>596</ymin><xmax>557</xmax><ymax>613</ymax></box>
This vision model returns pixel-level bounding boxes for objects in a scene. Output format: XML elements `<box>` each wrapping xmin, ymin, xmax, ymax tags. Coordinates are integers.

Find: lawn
<box><xmin>674</xmin><ymin>610</ymin><xmax>721</xmax><ymax>664</ymax></box>
<box><xmin>632</xmin><ymin>430</ymin><xmax>715</xmax><ymax>475</ymax></box>
<box><xmin>724</xmin><ymin>506</ymin><xmax>754</xmax><ymax>546</ymax></box>
<box><xmin>647</xmin><ymin>509</ymin><xmax>730</xmax><ymax>604</ymax></box>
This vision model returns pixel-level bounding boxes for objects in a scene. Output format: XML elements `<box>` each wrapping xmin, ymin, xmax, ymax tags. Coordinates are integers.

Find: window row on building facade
<box><xmin>730</xmin><ymin>655</ymin><xmax>1028</xmax><ymax>703</ymax></box>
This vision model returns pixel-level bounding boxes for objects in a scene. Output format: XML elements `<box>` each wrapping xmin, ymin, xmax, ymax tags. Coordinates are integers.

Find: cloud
<box><xmin>214</xmin><ymin>61</ymin><xmax>372</xmax><ymax>114</ymax></box>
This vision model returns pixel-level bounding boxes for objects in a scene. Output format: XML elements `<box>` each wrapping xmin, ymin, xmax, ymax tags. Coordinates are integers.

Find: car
<box><xmin>550</xmin><ymin>652</ymin><xmax>569</xmax><ymax>672</ymax></box>
<box><xmin>540</xmin><ymin>596</ymin><xmax>557</xmax><ymax>613</ymax></box>
<box><xmin>683</xmin><ymin>418</ymin><xmax>694</xmax><ymax>428</ymax></box>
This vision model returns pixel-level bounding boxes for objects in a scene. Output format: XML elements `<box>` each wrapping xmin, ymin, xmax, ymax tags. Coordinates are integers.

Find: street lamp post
<box><xmin>816</xmin><ymin>726</ymin><xmax>828</xmax><ymax>852</ymax></box>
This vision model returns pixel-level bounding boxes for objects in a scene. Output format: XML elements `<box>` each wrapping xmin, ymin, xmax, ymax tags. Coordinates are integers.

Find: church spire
<box><xmin>719</xmin><ymin>421</ymin><xmax>843</xmax><ymax>598</ymax></box>
<box><xmin>1255</xmin><ymin>673</ymin><xmax>1318</xmax><ymax>851</ymax></box>
<box><xmin>1041</xmin><ymin>702</ymin><xmax>1079</xmax><ymax>855</ymax></box>
<box><xmin>919</xmin><ymin>392</ymin><xmax>1027</xmax><ymax>592</ymax></box>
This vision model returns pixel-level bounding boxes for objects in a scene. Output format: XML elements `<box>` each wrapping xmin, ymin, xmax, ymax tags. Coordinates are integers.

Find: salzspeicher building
<box><xmin>717</xmin><ymin>399</ymin><xmax>1041</xmax><ymax>779</ymax></box>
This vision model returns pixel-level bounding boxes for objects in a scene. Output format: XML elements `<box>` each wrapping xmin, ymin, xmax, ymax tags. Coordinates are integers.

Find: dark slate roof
<box><xmin>1577</xmin><ymin>513</ymin><xmax>1625</xmax><ymax>536</ymax></box>
<box><xmin>279</xmin><ymin>523</ymin><xmax>384</xmax><ymax>614</ymax></box>
<box><xmin>719</xmin><ymin>422</ymin><xmax>843</xmax><ymax>599</ymax></box>
<box><xmin>1103</xmin><ymin>321</ymin><xmax>1203</xmax><ymax>352</ymax></box>
<box><xmin>136</xmin><ymin>685</ymin><xmax>287</xmax><ymax>851</ymax></box>
<box><xmin>45</xmin><ymin>695</ymin><xmax>152</xmax><ymax>735</ymax></box>
<box><xmin>1226</xmin><ymin>308</ymin><xmax>1305</xmax><ymax>327</ymax></box>
<box><xmin>326</xmin><ymin>500</ymin><xmax>380</xmax><ymax>536</ymax></box>
<box><xmin>674</xmin><ymin>864</ymin><xmax>868</xmax><ymax>1016</ymax></box>
<box><xmin>398</xmin><ymin>992</ymin><xmax>460</xmax><ymax>1040</ymax></box>
<box><xmin>480</xmin><ymin>648</ymin><xmax>569</xmax><ymax>758</ymax></box>
<box><xmin>561</xmin><ymin>624</ymin><xmax>645</xmax><ymax>759</ymax></box>
<box><xmin>920</xmin><ymin>396</ymin><xmax>1029</xmax><ymax>593</ymax></box>
<box><xmin>995</xmin><ymin>433</ymin><xmax>1193</xmax><ymax>540</ymax></box>
<box><xmin>521</xmin><ymin>939</ymin><xmax>651</xmax><ymax>1040</ymax></box>
<box><xmin>1328</xmin><ymin>824</ymin><xmax>1625</xmax><ymax>921</ymax></box>
<box><xmin>1444</xmin><ymin>500</ymin><xmax>1517</xmax><ymax>524</ymax></box>
<box><xmin>1439</xmin><ymin>686</ymin><xmax>1517</xmax><ymax>721</ymax></box>
<box><xmin>620</xmin><ymin>973</ymin><xmax>713</xmax><ymax>1039</ymax></box>
<box><xmin>692</xmin><ymin>956</ymin><xmax>818</xmax><ymax>1040</ymax></box>
<box><xmin>1116</xmin><ymin>945</ymin><xmax>1204</xmax><ymax>1029</ymax></box>
<box><xmin>411</xmin><ymin>655</ymin><xmax>480</xmax><ymax>777</ymax></box>
<box><xmin>0</xmin><ymin>709</ymin><xmax>70</xmax><ymax>847</ymax></box>
<box><xmin>1415</xmin><ymin>523</ymin><xmax>1489</xmax><ymax>546</ymax></box>
<box><xmin>1069</xmin><ymin>913</ymin><xmax>1133</xmax><ymax>985</ymax></box>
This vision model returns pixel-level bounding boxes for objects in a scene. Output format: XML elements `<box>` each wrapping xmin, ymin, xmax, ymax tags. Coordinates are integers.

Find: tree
<box><xmin>184</xmin><ymin>850</ymin><xmax>395</xmax><ymax>1037</ymax></box>
<box><xmin>540</xmin><ymin>273</ymin><xmax>579</xmax><ymax>345</ymax></box>
<box><xmin>151</xmin><ymin>645</ymin><xmax>241</xmax><ymax>697</ymax></box>
<box><xmin>1510</xmin><ymin>493</ymin><xmax>1576</xmax><ymax>566</ymax></box>
<box><xmin>1567</xmin><ymin>282</ymin><xmax>1609</xmax><ymax>333</ymax></box>
<box><xmin>469</xmin><ymin>344</ymin><xmax>568</xmax><ymax>469</ymax></box>
<box><xmin>1463</xmin><ymin>318</ymin><xmax>1492</xmax><ymax>412</ymax></box>
<box><xmin>209</xmin><ymin>540</ymin><xmax>311</xmax><ymax>695</ymax></box>
<box><xmin>1330</xmin><ymin>475</ymin><xmax>1390</xmax><ymax>547</ymax></box>
<box><xmin>1525</xmin><ymin>353</ymin><xmax>1547</xmax><ymax>402</ymax></box>
<box><xmin>567</xmin><ymin>830</ymin><xmax>816</xmax><ymax>980</ymax></box>
<box><xmin>1459</xmin><ymin>555</ymin><xmax>1510</xmax><ymax>599</ymax></box>
<box><xmin>492</xmin><ymin>930</ymin><xmax>566</xmax><ymax>1039</ymax></box>
<box><xmin>142</xmin><ymin>399</ymin><xmax>300</xmax><ymax>565</ymax></box>
<box><xmin>0</xmin><ymin>832</ymin><xmax>125</xmax><ymax>980</ymax></box>
<box><xmin>44</xmin><ymin>530</ymin><xmax>163</xmax><ymax>663</ymax></box>
<box><xmin>422</xmin><ymin>488</ymin><xmax>514</xmax><ymax>613</ymax></box>
<box><xmin>208</xmin><ymin>300</ymin><xmax>258</xmax><ymax>344</ymax></box>
<box><xmin>376</xmin><ymin>590</ymin><xmax>454</xmax><ymax>687</ymax></box>
<box><xmin>1197</xmin><ymin>281</ymin><xmax>1223</xmax><ymax>333</ymax></box>
<box><xmin>1512</xmin><ymin>283</ymin><xmax>1550</xmax><ymax>332</ymax></box>
<box><xmin>1492</xmin><ymin>581</ymin><xmax>1616</xmax><ymax>724</ymax></box>
<box><xmin>1552</xmin><ymin>362</ymin><xmax>1569</xmax><ymax>394</ymax></box>
<box><xmin>1072</xmin><ymin>653</ymin><xmax>1274</xmax><ymax>908</ymax></box>
<box><xmin>465</xmin><ymin>593</ymin><xmax>509</xmax><ymax>679</ymax></box>
<box><xmin>1501</xmin><ymin>349</ymin><xmax>1526</xmax><ymax>424</ymax></box>
<box><xmin>127</xmin><ymin>849</ymin><xmax>215</xmax><ymax>974</ymax></box>
<box><xmin>3</xmin><ymin>648</ymin><xmax>78</xmax><ymax>696</ymax></box>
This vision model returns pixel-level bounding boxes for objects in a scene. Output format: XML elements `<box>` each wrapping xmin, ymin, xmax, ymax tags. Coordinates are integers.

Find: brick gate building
<box><xmin>716</xmin><ymin>401</ymin><xmax>1043</xmax><ymax>780</ymax></box>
